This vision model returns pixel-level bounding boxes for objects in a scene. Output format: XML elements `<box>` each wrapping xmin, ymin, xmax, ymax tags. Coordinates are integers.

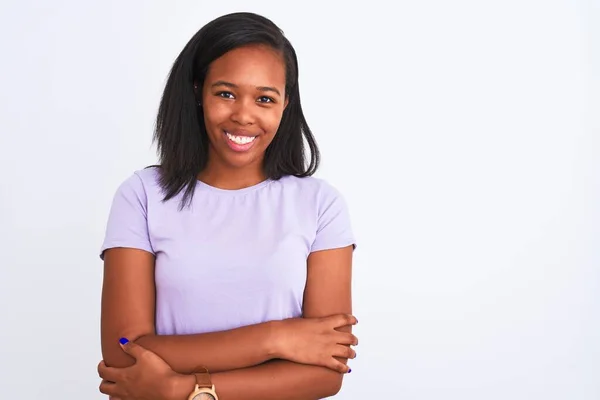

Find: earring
<box><xmin>194</xmin><ymin>84</ymin><xmax>201</xmax><ymax>106</ymax></box>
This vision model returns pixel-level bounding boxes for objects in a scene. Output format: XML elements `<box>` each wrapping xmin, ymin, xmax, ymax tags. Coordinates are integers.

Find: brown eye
<box><xmin>258</xmin><ymin>96</ymin><xmax>274</xmax><ymax>103</ymax></box>
<box><xmin>217</xmin><ymin>91</ymin><xmax>235</xmax><ymax>99</ymax></box>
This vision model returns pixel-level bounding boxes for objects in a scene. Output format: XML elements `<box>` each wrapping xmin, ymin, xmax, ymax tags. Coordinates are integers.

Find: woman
<box><xmin>98</xmin><ymin>12</ymin><xmax>358</xmax><ymax>400</ymax></box>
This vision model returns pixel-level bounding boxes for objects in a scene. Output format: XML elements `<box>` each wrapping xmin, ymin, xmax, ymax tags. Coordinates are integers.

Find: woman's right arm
<box><xmin>101</xmin><ymin>247</ymin><xmax>280</xmax><ymax>373</ymax></box>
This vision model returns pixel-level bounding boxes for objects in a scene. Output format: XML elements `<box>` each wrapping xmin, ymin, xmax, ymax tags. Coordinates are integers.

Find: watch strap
<box><xmin>194</xmin><ymin>371</ymin><xmax>213</xmax><ymax>388</ymax></box>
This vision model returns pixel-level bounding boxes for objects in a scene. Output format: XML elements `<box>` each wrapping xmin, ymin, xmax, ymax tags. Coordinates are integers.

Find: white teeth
<box><xmin>226</xmin><ymin>132</ymin><xmax>256</xmax><ymax>145</ymax></box>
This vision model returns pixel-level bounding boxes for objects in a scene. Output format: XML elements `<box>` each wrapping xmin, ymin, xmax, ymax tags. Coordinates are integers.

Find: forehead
<box><xmin>205</xmin><ymin>45</ymin><xmax>286</xmax><ymax>87</ymax></box>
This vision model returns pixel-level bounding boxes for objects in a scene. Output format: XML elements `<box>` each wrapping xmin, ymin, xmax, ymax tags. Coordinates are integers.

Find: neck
<box><xmin>197</xmin><ymin>161</ymin><xmax>267</xmax><ymax>191</ymax></box>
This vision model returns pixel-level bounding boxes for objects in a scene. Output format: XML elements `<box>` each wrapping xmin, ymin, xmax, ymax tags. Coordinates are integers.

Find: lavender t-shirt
<box><xmin>100</xmin><ymin>167</ymin><xmax>355</xmax><ymax>335</ymax></box>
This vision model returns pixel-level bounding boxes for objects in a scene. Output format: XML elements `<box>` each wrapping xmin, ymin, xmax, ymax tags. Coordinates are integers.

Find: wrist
<box><xmin>266</xmin><ymin>320</ymin><xmax>285</xmax><ymax>359</ymax></box>
<box><xmin>167</xmin><ymin>373</ymin><xmax>196</xmax><ymax>400</ymax></box>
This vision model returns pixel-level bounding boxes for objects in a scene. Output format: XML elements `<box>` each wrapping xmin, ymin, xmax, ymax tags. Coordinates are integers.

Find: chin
<box><xmin>222</xmin><ymin>152</ymin><xmax>262</xmax><ymax>169</ymax></box>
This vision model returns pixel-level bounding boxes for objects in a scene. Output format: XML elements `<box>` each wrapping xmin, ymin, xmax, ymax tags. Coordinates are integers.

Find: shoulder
<box><xmin>111</xmin><ymin>166</ymin><xmax>163</xmax><ymax>204</ymax></box>
<box><xmin>131</xmin><ymin>166</ymin><xmax>162</xmax><ymax>190</ymax></box>
<box><xmin>275</xmin><ymin>175</ymin><xmax>343</xmax><ymax>199</ymax></box>
<box><xmin>285</xmin><ymin>176</ymin><xmax>355</xmax><ymax>251</ymax></box>
<box><xmin>274</xmin><ymin>175</ymin><xmax>349</xmax><ymax>216</ymax></box>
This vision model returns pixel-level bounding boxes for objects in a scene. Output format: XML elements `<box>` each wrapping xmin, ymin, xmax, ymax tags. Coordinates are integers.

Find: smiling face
<box><xmin>199</xmin><ymin>44</ymin><xmax>288</xmax><ymax>178</ymax></box>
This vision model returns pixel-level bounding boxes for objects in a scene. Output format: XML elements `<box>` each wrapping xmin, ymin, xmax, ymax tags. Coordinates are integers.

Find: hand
<box><xmin>98</xmin><ymin>338</ymin><xmax>193</xmax><ymax>400</ymax></box>
<box><xmin>275</xmin><ymin>314</ymin><xmax>358</xmax><ymax>373</ymax></box>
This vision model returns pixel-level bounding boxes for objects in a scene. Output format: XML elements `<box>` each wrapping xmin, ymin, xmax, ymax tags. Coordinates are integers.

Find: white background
<box><xmin>0</xmin><ymin>0</ymin><xmax>598</xmax><ymax>399</ymax></box>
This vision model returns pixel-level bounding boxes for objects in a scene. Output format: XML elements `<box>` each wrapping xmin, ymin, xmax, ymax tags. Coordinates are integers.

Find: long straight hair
<box><xmin>151</xmin><ymin>12</ymin><xmax>320</xmax><ymax>209</ymax></box>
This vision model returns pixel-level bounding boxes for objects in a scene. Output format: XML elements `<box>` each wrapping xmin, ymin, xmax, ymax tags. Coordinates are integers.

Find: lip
<box><xmin>223</xmin><ymin>130</ymin><xmax>258</xmax><ymax>152</ymax></box>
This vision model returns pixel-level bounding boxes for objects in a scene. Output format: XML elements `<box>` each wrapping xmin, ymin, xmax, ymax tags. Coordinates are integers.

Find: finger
<box><xmin>97</xmin><ymin>361</ymin><xmax>121</xmax><ymax>382</ymax></box>
<box><xmin>327</xmin><ymin>314</ymin><xmax>357</xmax><ymax>328</ymax></box>
<box><xmin>336</xmin><ymin>331</ymin><xmax>359</xmax><ymax>346</ymax></box>
<box><xmin>332</xmin><ymin>344</ymin><xmax>356</xmax><ymax>360</ymax></box>
<box><xmin>118</xmin><ymin>337</ymin><xmax>148</xmax><ymax>359</ymax></box>
<box><xmin>99</xmin><ymin>379</ymin><xmax>120</xmax><ymax>397</ymax></box>
<box><xmin>336</xmin><ymin>332</ymin><xmax>358</xmax><ymax>346</ymax></box>
<box><xmin>326</xmin><ymin>358</ymin><xmax>352</xmax><ymax>374</ymax></box>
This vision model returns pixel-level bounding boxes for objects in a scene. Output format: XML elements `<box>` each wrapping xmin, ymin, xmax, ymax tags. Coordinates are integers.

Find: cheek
<box><xmin>202</xmin><ymin>107</ymin><xmax>228</xmax><ymax>134</ymax></box>
<box><xmin>264</xmin><ymin>108</ymin><xmax>285</xmax><ymax>134</ymax></box>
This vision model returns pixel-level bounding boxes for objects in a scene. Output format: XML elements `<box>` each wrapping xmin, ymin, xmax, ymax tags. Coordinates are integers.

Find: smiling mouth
<box><xmin>225</xmin><ymin>131</ymin><xmax>257</xmax><ymax>144</ymax></box>
<box><xmin>223</xmin><ymin>130</ymin><xmax>258</xmax><ymax>152</ymax></box>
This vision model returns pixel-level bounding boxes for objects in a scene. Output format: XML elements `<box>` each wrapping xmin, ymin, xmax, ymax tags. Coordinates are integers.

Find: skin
<box><xmin>98</xmin><ymin>44</ymin><xmax>356</xmax><ymax>400</ymax></box>
<box><xmin>196</xmin><ymin>44</ymin><xmax>288</xmax><ymax>190</ymax></box>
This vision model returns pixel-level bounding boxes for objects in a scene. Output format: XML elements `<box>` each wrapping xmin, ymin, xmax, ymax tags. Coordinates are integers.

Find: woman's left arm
<box><xmin>167</xmin><ymin>245</ymin><xmax>355</xmax><ymax>400</ymax></box>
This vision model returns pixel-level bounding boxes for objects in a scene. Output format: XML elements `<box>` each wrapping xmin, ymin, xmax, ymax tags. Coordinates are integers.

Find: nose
<box><xmin>230</xmin><ymin>98</ymin><xmax>256</xmax><ymax>126</ymax></box>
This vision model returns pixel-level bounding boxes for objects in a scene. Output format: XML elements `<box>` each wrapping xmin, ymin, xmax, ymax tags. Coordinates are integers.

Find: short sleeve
<box><xmin>99</xmin><ymin>173</ymin><xmax>154</xmax><ymax>260</ymax></box>
<box><xmin>310</xmin><ymin>183</ymin><xmax>356</xmax><ymax>253</ymax></box>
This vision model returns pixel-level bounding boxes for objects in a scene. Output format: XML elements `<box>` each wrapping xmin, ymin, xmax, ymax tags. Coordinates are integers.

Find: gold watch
<box><xmin>187</xmin><ymin>367</ymin><xmax>218</xmax><ymax>400</ymax></box>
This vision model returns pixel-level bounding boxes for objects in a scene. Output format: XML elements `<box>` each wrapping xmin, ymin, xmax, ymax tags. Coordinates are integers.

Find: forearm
<box><xmin>103</xmin><ymin>321</ymin><xmax>278</xmax><ymax>373</ymax></box>
<box><xmin>174</xmin><ymin>359</ymin><xmax>344</xmax><ymax>400</ymax></box>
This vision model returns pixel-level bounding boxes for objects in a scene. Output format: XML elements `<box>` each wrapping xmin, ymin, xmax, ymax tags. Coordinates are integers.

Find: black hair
<box><xmin>150</xmin><ymin>12</ymin><xmax>320</xmax><ymax>209</ymax></box>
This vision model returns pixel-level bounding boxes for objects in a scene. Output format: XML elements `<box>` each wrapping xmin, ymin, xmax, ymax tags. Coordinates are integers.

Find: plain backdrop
<box><xmin>0</xmin><ymin>0</ymin><xmax>598</xmax><ymax>399</ymax></box>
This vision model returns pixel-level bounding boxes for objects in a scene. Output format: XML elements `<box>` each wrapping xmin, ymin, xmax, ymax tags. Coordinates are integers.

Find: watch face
<box><xmin>192</xmin><ymin>393</ymin><xmax>215</xmax><ymax>400</ymax></box>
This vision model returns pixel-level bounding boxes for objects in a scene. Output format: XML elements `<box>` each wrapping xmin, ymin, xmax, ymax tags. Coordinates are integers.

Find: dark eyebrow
<box><xmin>256</xmin><ymin>86</ymin><xmax>281</xmax><ymax>97</ymax></box>
<box><xmin>211</xmin><ymin>81</ymin><xmax>281</xmax><ymax>97</ymax></box>
<box><xmin>211</xmin><ymin>80</ymin><xmax>238</xmax><ymax>90</ymax></box>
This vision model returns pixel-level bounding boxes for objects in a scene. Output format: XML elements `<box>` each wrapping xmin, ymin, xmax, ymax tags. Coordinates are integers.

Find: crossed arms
<box><xmin>100</xmin><ymin>245</ymin><xmax>357</xmax><ymax>400</ymax></box>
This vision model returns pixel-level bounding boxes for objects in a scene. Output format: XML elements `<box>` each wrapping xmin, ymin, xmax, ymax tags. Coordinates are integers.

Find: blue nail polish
<box><xmin>348</xmin><ymin>368</ymin><xmax>352</xmax><ymax>373</ymax></box>
<box><xmin>119</xmin><ymin>337</ymin><xmax>129</xmax><ymax>345</ymax></box>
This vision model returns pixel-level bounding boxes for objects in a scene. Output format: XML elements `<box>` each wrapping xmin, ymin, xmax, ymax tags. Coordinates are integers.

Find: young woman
<box><xmin>97</xmin><ymin>12</ymin><xmax>358</xmax><ymax>400</ymax></box>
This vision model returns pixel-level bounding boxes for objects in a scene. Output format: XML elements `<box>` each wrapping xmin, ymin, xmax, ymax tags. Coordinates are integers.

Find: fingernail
<box><xmin>119</xmin><ymin>337</ymin><xmax>129</xmax><ymax>345</ymax></box>
<box><xmin>348</xmin><ymin>368</ymin><xmax>352</xmax><ymax>373</ymax></box>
